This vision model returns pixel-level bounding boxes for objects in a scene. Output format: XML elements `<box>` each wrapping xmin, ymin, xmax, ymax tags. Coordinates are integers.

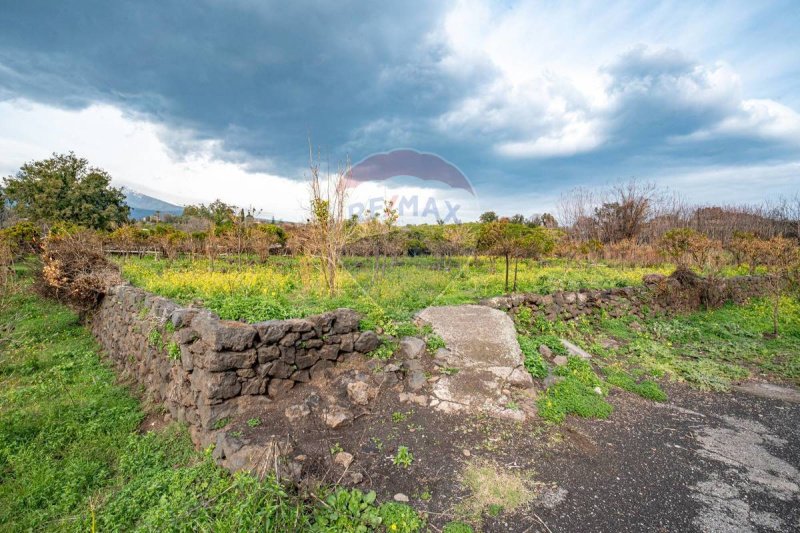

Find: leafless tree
<box><xmin>305</xmin><ymin>148</ymin><xmax>352</xmax><ymax>296</ymax></box>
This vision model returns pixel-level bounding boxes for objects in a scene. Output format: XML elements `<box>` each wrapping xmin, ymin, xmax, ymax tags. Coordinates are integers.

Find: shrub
<box><xmin>40</xmin><ymin>230</ymin><xmax>122</xmax><ymax>314</ymax></box>
<box><xmin>0</xmin><ymin>221</ymin><xmax>41</xmax><ymax>255</ymax></box>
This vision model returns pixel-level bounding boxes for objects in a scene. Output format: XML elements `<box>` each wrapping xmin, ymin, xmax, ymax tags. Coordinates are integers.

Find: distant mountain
<box><xmin>122</xmin><ymin>188</ymin><xmax>184</xmax><ymax>220</ymax></box>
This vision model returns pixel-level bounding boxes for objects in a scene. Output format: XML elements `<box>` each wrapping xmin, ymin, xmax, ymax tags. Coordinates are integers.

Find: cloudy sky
<box><xmin>1</xmin><ymin>0</ymin><xmax>799</xmax><ymax>221</ymax></box>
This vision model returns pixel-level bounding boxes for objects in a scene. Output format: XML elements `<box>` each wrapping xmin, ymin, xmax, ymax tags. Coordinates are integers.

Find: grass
<box><xmin>527</xmin><ymin>296</ymin><xmax>798</xmax><ymax>422</ymax></box>
<box><xmin>517</xmin><ymin>334</ymin><xmax>548</xmax><ymax>378</ymax></box>
<box><xmin>117</xmin><ymin>255</ymin><xmax>672</xmax><ymax>323</ymax></box>
<box><xmin>604</xmin><ymin>368</ymin><xmax>668</xmax><ymax>402</ymax></box>
<box><xmin>537</xmin><ymin>357</ymin><xmax>614</xmax><ymax>424</ymax></box>
<box><xmin>585</xmin><ymin>297</ymin><xmax>800</xmax><ymax>390</ymax></box>
<box><xmin>0</xmin><ymin>272</ymin><xmax>423</xmax><ymax>531</ymax></box>
<box><xmin>457</xmin><ymin>459</ymin><xmax>534</xmax><ymax>523</ymax></box>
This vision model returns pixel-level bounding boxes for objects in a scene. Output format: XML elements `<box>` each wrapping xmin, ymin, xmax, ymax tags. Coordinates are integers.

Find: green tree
<box><xmin>478</xmin><ymin>220</ymin><xmax>520</xmax><ymax>292</ymax></box>
<box><xmin>2</xmin><ymin>152</ymin><xmax>129</xmax><ymax>230</ymax></box>
<box><xmin>479</xmin><ymin>211</ymin><xmax>498</xmax><ymax>223</ymax></box>
<box><xmin>183</xmin><ymin>199</ymin><xmax>236</xmax><ymax>230</ymax></box>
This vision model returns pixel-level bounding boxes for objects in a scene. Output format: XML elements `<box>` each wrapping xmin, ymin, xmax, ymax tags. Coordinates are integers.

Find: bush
<box><xmin>40</xmin><ymin>230</ymin><xmax>121</xmax><ymax>313</ymax></box>
<box><xmin>0</xmin><ymin>221</ymin><xmax>41</xmax><ymax>255</ymax></box>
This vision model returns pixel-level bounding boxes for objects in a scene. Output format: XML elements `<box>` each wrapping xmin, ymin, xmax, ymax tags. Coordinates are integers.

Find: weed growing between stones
<box><xmin>517</xmin><ymin>334</ymin><xmax>547</xmax><ymax>378</ymax></box>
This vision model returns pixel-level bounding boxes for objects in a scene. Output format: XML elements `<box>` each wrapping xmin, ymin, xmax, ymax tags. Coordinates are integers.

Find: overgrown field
<box><xmin>118</xmin><ymin>255</ymin><xmax>674</xmax><ymax>322</ymax></box>
<box><xmin>0</xmin><ymin>272</ymin><xmax>427</xmax><ymax>532</ymax></box>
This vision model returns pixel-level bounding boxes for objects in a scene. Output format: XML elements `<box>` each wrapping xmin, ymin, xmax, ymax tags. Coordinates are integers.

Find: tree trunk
<box><xmin>513</xmin><ymin>256</ymin><xmax>519</xmax><ymax>292</ymax></box>
<box><xmin>504</xmin><ymin>253</ymin><xmax>510</xmax><ymax>292</ymax></box>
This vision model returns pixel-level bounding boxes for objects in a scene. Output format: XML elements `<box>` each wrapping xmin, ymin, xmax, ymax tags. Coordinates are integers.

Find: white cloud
<box><xmin>0</xmin><ymin>99</ymin><xmax>309</xmax><ymax>221</ymax></box>
<box><xmin>434</xmin><ymin>0</ymin><xmax>800</xmax><ymax>159</ymax></box>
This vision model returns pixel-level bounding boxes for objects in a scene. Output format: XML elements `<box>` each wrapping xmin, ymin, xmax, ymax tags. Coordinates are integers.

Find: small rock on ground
<box><xmin>560</xmin><ymin>339</ymin><xmax>593</xmax><ymax>360</ymax></box>
<box><xmin>285</xmin><ymin>403</ymin><xmax>311</xmax><ymax>422</ymax></box>
<box><xmin>333</xmin><ymin>451</ymin><xmax>354</xmax><ymax>469</ymax></box>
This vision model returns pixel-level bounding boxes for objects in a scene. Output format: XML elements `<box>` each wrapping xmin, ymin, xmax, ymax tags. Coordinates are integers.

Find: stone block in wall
<box><xmin>354</xmin><ymin>331</ymin><xmax>380</xmax><ymax>352</ymax></box>
<box><xmin>331</xmin><ymin>308</ymin><xmax>360</xmax><ymax>334</ymax></box>
<box><xmin>304</xmin><ymin>339</ymin><xmax>324</xmax><ymax>349</ymax></box>
<box><xmin>268</xmin><ymin>360</ymin><xmax>293</xmax><ymax>379</ymax></box>
<box><xmin>268</xmin><ymin>378</ymin><xmax>294</xmax><ymax>398</ymax></box>
<box><xmin>290</xmin><ymin>369</ymin><xmax>311</xmax><ymax>383</ymax></box>
<box><xmin>236</xmin><ymin>368</ymin><xmax>256</xmax><ymax>378</ymax></box>
<box><xmin>254</xmin><ymin>320</ymin><xmax>291</xmax><ymax>344</ymax></box>
<box><xmin>191</xmin><ymin>370</ymin><xmax>242</xmax><ymax>400</ymax></box>
<box><xmin>308</xmin><ymin>312</ymin><xmax>335</xmax><ymax>335</ymax></box>
<box><xmin>197</xmin><ymin>349</ymin><xmax>257</xmax><ymax>372</ymax></box>
<box><xmin>170</xmin><ymin>308</ymin><xmax>198</xmax><ymax>329</ymax></box>
<box><xmin>339</xmin><ymin>333</ymin><xmax>355</xmax><ymax>352</ymax></box>
<box><xmin>295</xmin><ymin>350</ymin><xmax>320</xmax><ymax>370</ymax></box>
<box><xmin>174</xmin><ymin>327</ymin><xmax>199</xmax><ymax>345</ymax></box>
<box><xmin>310</xmin><ymin>360</ymin><xmax>333</xmax><ymax>381</ymax></box>
<box><xmin>191</xmin><ymin>312</ymin><xmax>257</xmax><ymax>351</ymax></box>
<box><xmin>198</xmin><ymin>398</ymin><xmax>239</xmax><ymax>429</ymax></box>
<box><xmin>279</xmin><ymin>332</ymin><xmax>300</xmax><ymax>346</ymax></box>
<box><xmin>257</xmin><ymin>345</ymin><xmax>280</xmax><ymax>363</ymax></box>
<box><xmin>285</xmin><ymin>318</ymin><xmax>314</xmax><ymax>333</ymax></box>
<box><xmin>319</xmin><ymin>344</ymin><xmax>340</xmax><ymax>361</ymax></box>
<box><xmin>279</xmin><ymin>346</ymin><xmax>296</xmax><ymax>365</ymax></box>
<box><xmin>241</xmin><ymin>377</ymin><xmax>267</xmax><ymax>395</ymax></box>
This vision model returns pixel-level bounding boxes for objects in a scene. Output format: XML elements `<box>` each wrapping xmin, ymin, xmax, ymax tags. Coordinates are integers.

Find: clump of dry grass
<box><xmin>457</xmin><ymin>459</ymin><xmax>535</xmax><ymax>522</ymax></box>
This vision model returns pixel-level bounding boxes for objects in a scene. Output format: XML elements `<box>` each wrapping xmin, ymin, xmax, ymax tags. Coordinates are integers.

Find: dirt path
<box><xmin>526</xmin><ymin>384</ymin><xmax>800</xmax><ymax>533</ymax></box>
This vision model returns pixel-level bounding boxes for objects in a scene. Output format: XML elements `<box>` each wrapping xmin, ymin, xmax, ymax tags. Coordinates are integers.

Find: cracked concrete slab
<box><xmin>416</xmin><ymin>304</ymin><xmax>532</xmax><ymax>418</ymax></box>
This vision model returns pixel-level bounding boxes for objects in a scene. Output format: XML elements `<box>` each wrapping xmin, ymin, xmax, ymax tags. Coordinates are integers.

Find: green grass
<box><xmin>517</xmin><ymin>335</ymin><xmax>547</xmax><ymax>378</ymax></box>
<box><xmin>117</xmin><ymin>255</ymin><xmax>672</xmax><ymax>323</ymax></box>
<box><xmin>537</xmin><ymin>377</ymin><xmax>613</xmax><ymax>424</ymax></box>
<box><xmin>537</xmin><ymin>357</ymin><xmax>614</xmax><ymax>423</ymax></box>
<box><xmin>604</xmin><ymin>368</ymin><xmax>667</xmax><ymax>402</ymax></box>
<box><xmin>0</xmin><ymin>274</ymin><xmax>423</xmax><ymax>531</ymax></box>
<box><xmin>535</xmin><ymin>296</ymin><xmax>800</xmax><ymax>391</ymax></box>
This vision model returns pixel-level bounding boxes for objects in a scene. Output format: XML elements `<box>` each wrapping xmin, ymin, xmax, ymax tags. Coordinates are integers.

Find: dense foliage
<box><xmin>2</xmin><ymin>152</ymin><xmax>129</xmax><ymax>230</ymax></box>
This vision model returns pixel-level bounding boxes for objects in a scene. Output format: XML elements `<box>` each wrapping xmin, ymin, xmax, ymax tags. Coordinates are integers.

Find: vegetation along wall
<box><xmin>91</xmin><ymin>284</ymin><xmax>380</xmax><ymax>430</ymax></box>
<box><xmin>483</xmin><ymin>271</ymin><xmax>771</xmax><ymax>321</ymax></box>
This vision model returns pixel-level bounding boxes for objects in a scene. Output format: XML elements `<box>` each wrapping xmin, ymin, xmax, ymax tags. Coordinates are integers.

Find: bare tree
<box><xmin>305</xmin><ymin>149</ymin><xmax>352</xmax><ymax>296</ymax></box>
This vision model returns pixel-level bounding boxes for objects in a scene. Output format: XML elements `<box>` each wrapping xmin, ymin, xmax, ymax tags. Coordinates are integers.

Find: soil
<box><xmin>215</xmin><ymin>352</ymin><xmax>800</xmax><ymax>532</ymax></box>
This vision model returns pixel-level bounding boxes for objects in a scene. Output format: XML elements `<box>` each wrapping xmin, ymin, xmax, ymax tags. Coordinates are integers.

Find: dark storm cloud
<box><xmin>0</xmin><ymin>0</ymin><xmax>494</xmax><ymax>175</ymax></box>
<box><xmin>0</xmin><ymin>0</ymin><xmax>798</xmax><ymax>206</ymax></box>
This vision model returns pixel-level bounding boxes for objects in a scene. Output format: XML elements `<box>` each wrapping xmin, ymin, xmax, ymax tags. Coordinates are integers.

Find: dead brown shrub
<box><xmin>0</xmin><ymin>238</ymin><xmax>13</xmax><ymax>289</ymax></box>
<box><xmin>40</xmin><ymin>231</ymin><xmax>122</xmax><ymax>313</ymax></box>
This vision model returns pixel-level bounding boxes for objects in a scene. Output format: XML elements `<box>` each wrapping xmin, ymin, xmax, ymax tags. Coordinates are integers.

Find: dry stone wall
<box><xmin>92</xmin><ymin>284</ymin><xmax>379</xmax><ymax>429</ymax></box>
<box><xmin>482</xmin><ymin>272</ymin><xmax>771</xmax><ymax>322</ymax></box>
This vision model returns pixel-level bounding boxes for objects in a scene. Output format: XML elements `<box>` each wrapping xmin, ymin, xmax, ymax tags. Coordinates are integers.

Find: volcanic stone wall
<box><xmin>482</xmin><ymin>272</ymin><xmax>771</xmax><ymax>322</ymax></box>
<box><xmin>92</xmin><ymin>284</ymin><xmax>379</xmax><ymax>429</ymax></box>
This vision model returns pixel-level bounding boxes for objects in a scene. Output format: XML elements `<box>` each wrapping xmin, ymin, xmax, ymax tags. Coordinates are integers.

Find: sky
<box><xmin>1</xmin><ymin>0</ymin><xmax>799</xmax><ymax>222</ymax></box>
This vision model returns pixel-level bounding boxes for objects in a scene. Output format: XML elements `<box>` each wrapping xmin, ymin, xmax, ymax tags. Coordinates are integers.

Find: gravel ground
<box><xmin>527</xmin><ymin>382</ymin><xmax>800</xmax><ymax>533</ymax></box>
